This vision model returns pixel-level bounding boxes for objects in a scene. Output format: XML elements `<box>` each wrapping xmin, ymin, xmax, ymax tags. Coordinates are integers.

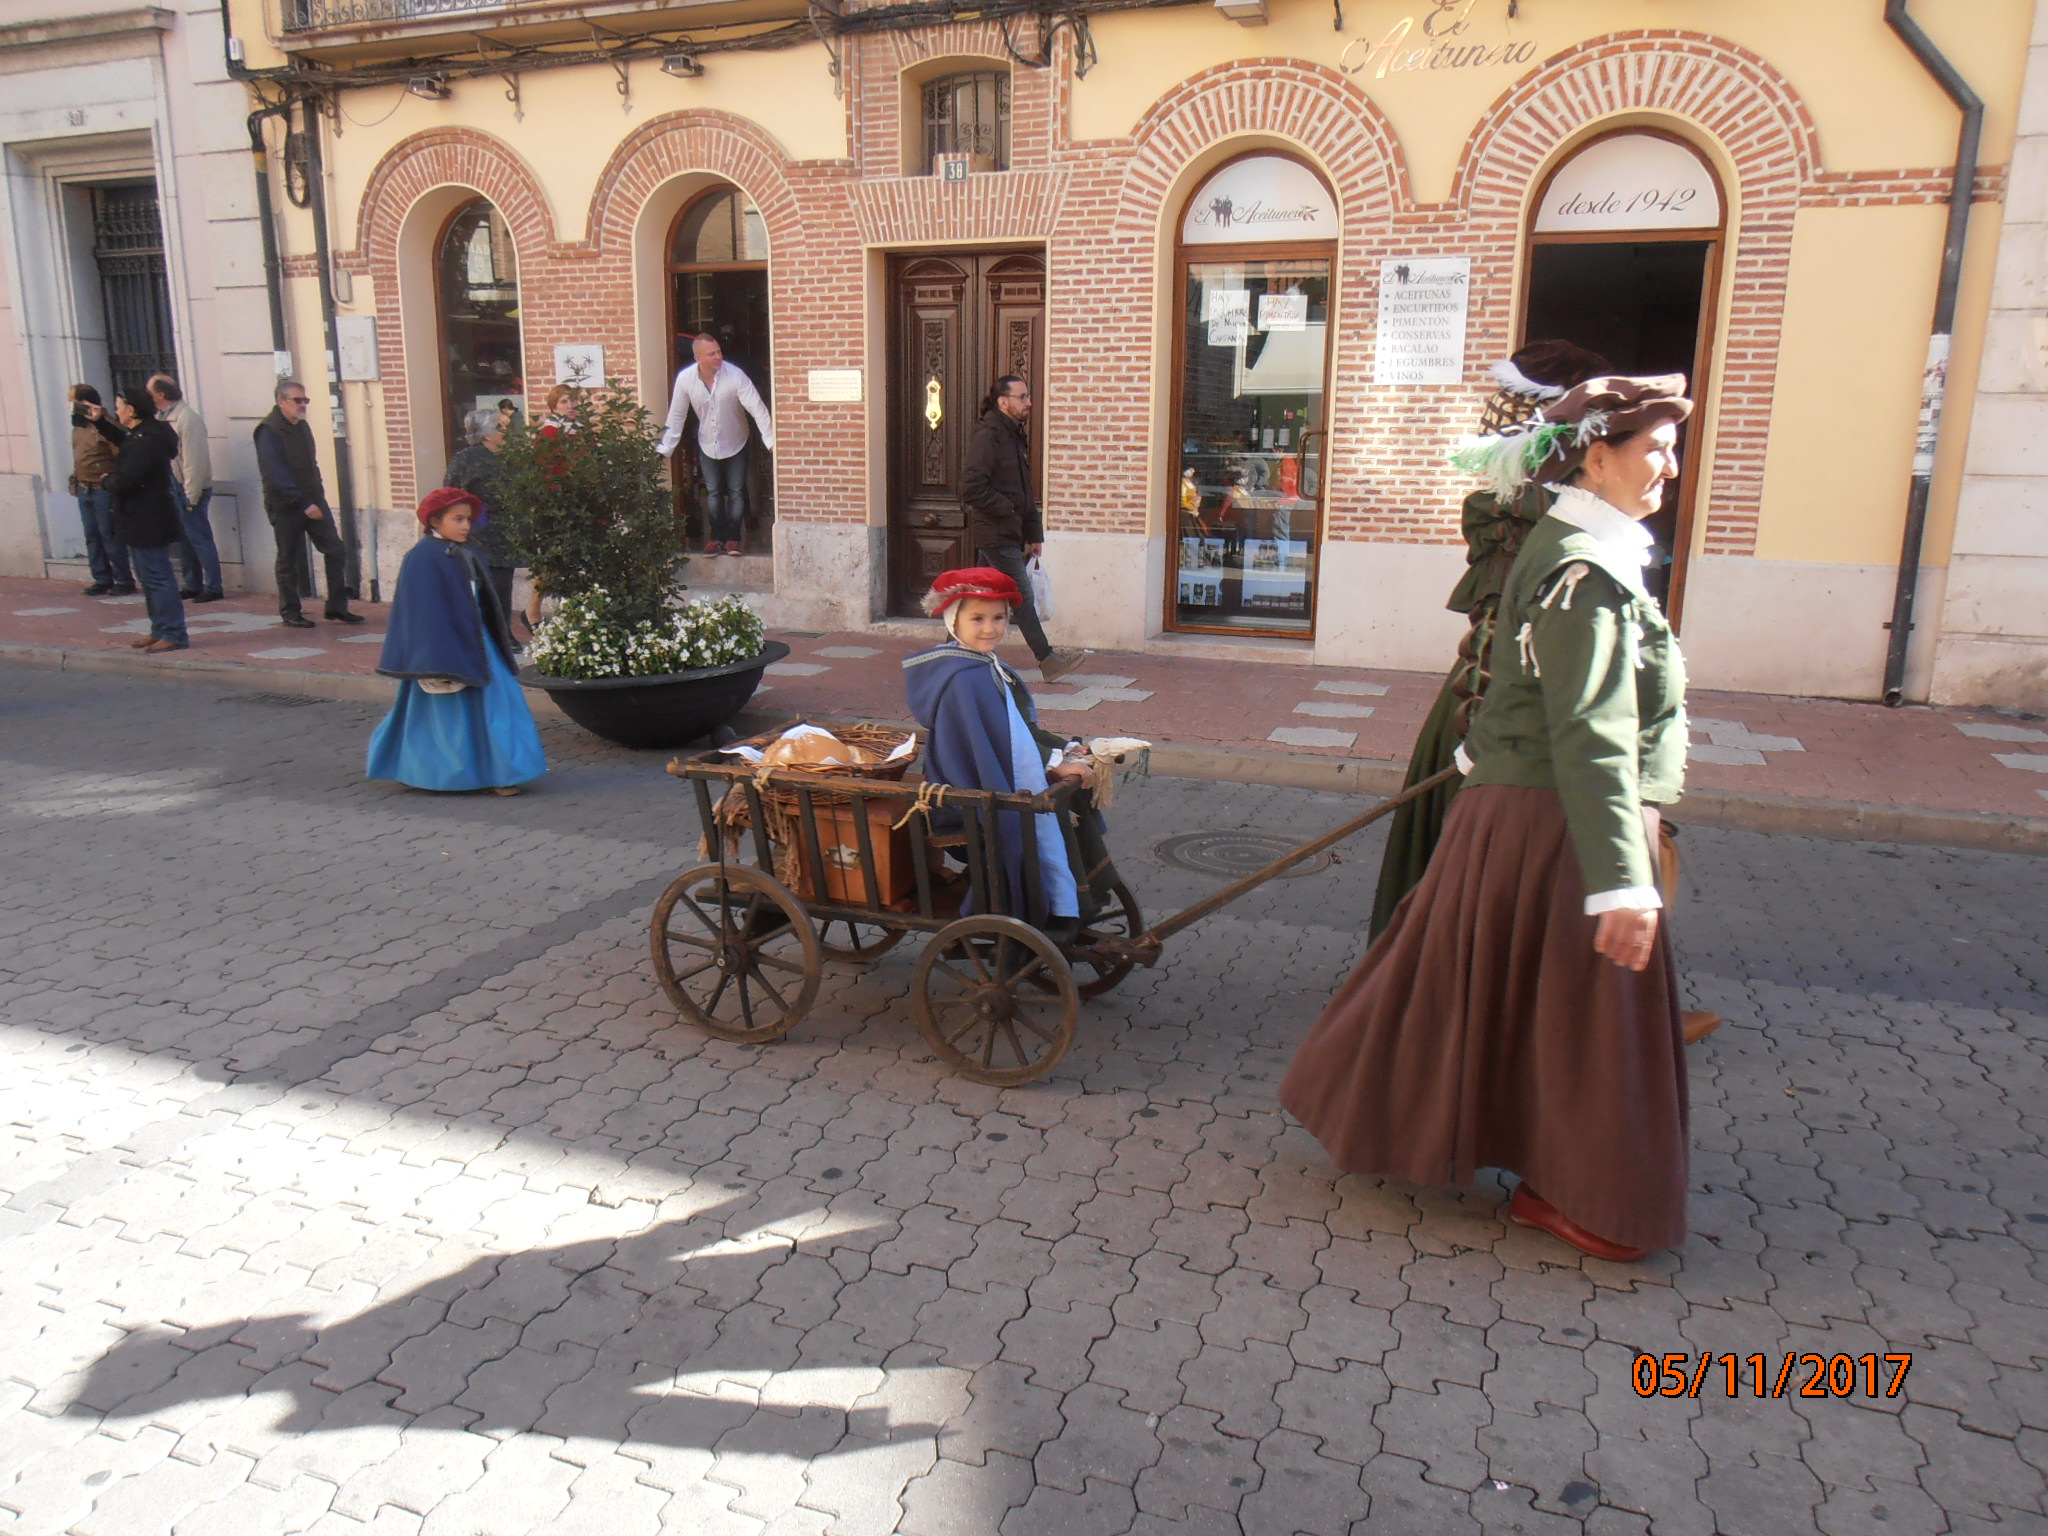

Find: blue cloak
<box><xmin>904</xmin><ymin>642</ymin><xmax>1084</xmax><ymax>921</ymax></box>
<box><xmin>378</xmin><ymin>535</ymin><xmax>515</xmax><ymax>688</ymax></box>
<box><xmin>367</xmin><ymin>534</ymin><xmax>544</xmax><ymax>791</ymax></box>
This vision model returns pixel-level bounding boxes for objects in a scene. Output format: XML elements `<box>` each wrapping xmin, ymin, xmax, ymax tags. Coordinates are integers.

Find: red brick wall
<box><xmin>341</xmin><ymin>25</ymin><xmax>2000</xmax><ymax>563</ymax></box>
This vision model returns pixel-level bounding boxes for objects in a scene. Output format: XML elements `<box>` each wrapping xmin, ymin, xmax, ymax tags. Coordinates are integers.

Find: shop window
<box><xmin>667</xmin><ymin>184</ymin><xmax>775</xmax><ymax>556</ymax></box>
<box><xmin>1169</xmin><ymin>155</ymin><xmax>1339</xmax><ymax>636</ymax></box>
<box><xmin>436</xmin><ymin>200</ymin><xmax>522</xmax><ymax>456</ymax></box>
<box><xmin>1523</xmin><ymin>130</ymin><xmax>1724</xmax><ymax>621</ymax></box>
<box><xmin>922</xmin><ymin>70</ymin><xmax>1009</xmax><ymax>173</ymax></box>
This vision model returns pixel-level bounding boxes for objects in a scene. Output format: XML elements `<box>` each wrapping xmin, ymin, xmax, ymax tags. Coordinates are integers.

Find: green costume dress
<box><xmin>1368</xmin><ymin>483</ymin><xmax>1549</xmax><ymax>936</ymax></box>
<box><xmin>1283</xmin><ymin>491</ymin><xmax>1692</xmax><ymax>1253</ymax></box>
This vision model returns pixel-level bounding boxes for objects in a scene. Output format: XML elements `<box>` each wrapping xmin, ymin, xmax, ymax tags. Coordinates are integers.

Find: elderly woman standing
<box><xmin>1281</xmin><ymin>376</ymin><xmax>1694</xmax><ymax>1262</ymax></box>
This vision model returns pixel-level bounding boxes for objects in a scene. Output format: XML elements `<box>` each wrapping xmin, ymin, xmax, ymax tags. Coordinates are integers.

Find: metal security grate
<box><xmin>922</xmin><ymin>70</ymin><xmax>1010</xmax><ymax>173</ymax></box>
<box><xmin>1153</xmin><ymin>831</ymin><xmax>1332</xmax><ymax>880</ymax></box>
<box><xmin>282</xmin><ymin>0</ymin><xmax>510</xmax><ymax>28</ymax></box>
<box><xmin>90</xmin><ymin>184</ymin><xmax>177</xmax><ymax>398</ymax></box>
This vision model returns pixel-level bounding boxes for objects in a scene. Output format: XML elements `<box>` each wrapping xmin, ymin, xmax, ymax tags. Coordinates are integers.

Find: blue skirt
<box><xmin>366</xmin><ymin>641</ymin><xmax>547</xmax><ymax>791</ymax></box>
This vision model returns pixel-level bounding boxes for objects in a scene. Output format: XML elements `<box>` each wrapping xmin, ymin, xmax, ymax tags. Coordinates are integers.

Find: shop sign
<box><xmin>1183</xmin><ymin>156</ymin><xmax>1339</xmax><ymax>246</ymax></box>
<box><xmin>1340</xmin><ymin>0</ymin><xmax>1538</xmax><ymax>81</ymax></box>
<box><xmin>1205</xmin><ymin>289</ymin><xmax>1250</xmax><ymax>346</ymax></box>
<box><xmin>1533</xmin><ymin>134</ymin><xmax>1721</xmax><ymax>232</ymax></box>
<box><xmin>1374</xmin><ymin>257</ymin><xmax>1470</xmax><ymax>386</ymax></box>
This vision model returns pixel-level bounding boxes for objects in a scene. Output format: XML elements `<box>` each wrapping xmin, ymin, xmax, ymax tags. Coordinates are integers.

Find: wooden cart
<box><xmin>652</xmin><ymin>732</ymin><xmax>1455</xmax><ymax>1085</ymax></box>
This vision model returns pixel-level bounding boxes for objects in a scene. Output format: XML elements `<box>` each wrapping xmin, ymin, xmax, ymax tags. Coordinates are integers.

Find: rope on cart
<box><xmin>891</xmin><ymin>780</ymin><xmax>952</xmax><ymax>832</ymax></box>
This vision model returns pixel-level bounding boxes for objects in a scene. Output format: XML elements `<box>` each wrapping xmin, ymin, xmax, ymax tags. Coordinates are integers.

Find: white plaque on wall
<box><xmin>1534</xmin><ymin>134</ymin><xmax>1721</xmax><ymax>233</ymax></box>
<box><xmin>1182</xmin><ymin>155</ymin><xmax>1339</xmax><ymax>245</ymax></box>
<box><xmin>554</xmin><ymin>344</ymin><xmax>606</xmax><ymax>387</ymax></box>
<box><xmin>807</xmin><ymin>368</ymin><xmax>863</xmax><ymax>402</ymax></box>
<box><xmin>335</xmin><ymin>315</ymin><xmax>380</xmax><ymax>381</ymax></box>
<box><xmin>1373</xmin><ymin>257</ymin><xmax>1471</xmax><ymax>386</ymax></box>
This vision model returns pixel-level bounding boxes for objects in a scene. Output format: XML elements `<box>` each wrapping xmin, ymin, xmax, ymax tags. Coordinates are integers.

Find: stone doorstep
<box><xmin>6</xmin><ymin>638</ymin><xmax>2045</xmax><ymax>856</ymax></box>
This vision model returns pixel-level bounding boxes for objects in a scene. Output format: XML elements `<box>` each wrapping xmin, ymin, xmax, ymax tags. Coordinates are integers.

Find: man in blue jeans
<box><xmin>68</xmin><ymin>383</ymin><xmax>132</xmax><ymax>595</ymax></box>
<box><xmin>656</xmin><ymin>333</ymin><xmax>774</xmax><ymax>556</ymax></box>
<box><xmin>149</xmin><ymin>373</ymin><xmax>224</xmax><ymax>602</ymax></box>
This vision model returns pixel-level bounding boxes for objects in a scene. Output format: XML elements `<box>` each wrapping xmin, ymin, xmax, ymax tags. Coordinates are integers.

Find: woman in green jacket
<box><xmin>1282</xmin><ymin>375</ymin><xmax>1694</xmax><ymax>1263</ymax></box>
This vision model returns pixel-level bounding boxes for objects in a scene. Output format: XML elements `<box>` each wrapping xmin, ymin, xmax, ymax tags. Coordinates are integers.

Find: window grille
<box><xmin>90</xmin><ymin>183</ymin><xmax>177</xmax><ymax>398</ymax></box>
<box><xmin>922</xmin><ymin>71</ymin><xmax>1010</xmax><ymax>173</ymax></box>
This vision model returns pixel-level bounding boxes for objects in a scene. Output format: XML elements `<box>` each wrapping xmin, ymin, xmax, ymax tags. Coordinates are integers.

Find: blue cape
<box><xmin>378</xmin><ymin>535</ymin><xmax>516</xmax><ymax>689</ymax></box>
<box><xmin>903</xmin><ymin>641</ymin><xmax>1059</xmax><ymax>917</ymax></box>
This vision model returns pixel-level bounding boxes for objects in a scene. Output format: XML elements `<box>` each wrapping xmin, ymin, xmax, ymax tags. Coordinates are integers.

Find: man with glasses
<box><xmin>254</xmin><ymin>379</ymin><xmax>361</xmax><ymax>629</ymax></box>
<box><xmin>961</xmin><ymin>374</ymin><xmax>1086</xmax><ymax>683</ymax></box>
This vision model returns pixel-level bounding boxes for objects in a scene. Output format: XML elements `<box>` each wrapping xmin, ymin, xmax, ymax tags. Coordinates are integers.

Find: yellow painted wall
<box><xmin>315</xmin><ymin>44</ymin><xmax>844</xmax><ymax>249</ymax></box>
<box><xmin>1753</xmin><ymin>201</ymin><xmax>2000</xmax><ymax>569</ymax></box>
<box><xmin>1074</xmin><ymin>0</ymin><xmax>2030</xmax><ymax>204</ymax></box>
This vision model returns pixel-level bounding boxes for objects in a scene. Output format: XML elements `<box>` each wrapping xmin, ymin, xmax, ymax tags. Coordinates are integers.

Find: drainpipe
<box><xmin>246</xmin><ymin>107</ymin><xmax>291</xmax><ymax>369</ymax></box>
<box><xmin>295</xmin><ymin>93</ymin><xmax>370</xmax><ymax>602</ymax></box>
<box><xmin>1881</xmin><ymin>0</ymin><xmax>1982</xmax><ymax>706</ymax></box>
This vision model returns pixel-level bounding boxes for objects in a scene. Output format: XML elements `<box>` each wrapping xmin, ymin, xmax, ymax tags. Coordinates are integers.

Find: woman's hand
<box><xmin>1594</xmin><ymin>908</ymin><xmax>1659</xmax><ymax>971</ymax></box>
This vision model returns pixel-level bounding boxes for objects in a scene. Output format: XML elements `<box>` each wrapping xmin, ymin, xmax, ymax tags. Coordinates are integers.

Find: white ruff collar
<box><xmin>1547</xmin><ymin>484</ymin><xmax>1655</xmax><ymax>568</ymax></box>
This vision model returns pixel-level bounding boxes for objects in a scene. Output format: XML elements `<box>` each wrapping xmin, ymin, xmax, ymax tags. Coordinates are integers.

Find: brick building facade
<box><xmin>159</xmin><ymin>1</ymin><xmax>2048</xmax><ymax>704</ymax></box>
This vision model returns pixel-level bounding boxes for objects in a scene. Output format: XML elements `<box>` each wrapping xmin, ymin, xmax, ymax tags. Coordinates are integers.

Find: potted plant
<box><xmin>493</xmin><ymin>379</ymin><xmax>787</xmax><ymax>749</ymax></box>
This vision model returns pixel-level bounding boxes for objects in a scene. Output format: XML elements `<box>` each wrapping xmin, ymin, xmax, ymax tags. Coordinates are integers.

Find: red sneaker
<box><xmin>703</xmin><ymin>541</ymin><xmax>721</xmax><ymax>555</ymax></box>
<box><xmin>724</xmin><ymin>541</ymin><xmax>743</xmax><ymax>556</ymax></box>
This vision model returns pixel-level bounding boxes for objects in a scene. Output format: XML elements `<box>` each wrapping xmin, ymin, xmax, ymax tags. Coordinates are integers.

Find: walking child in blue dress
<box><xmin>367</xmin><ymin>487</ymin><xmax>547</xmax><ymax>795</ymax></box>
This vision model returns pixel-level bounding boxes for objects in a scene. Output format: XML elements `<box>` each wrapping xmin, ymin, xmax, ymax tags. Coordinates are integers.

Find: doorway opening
<box><xmin>1520</xmin><ymin>130</ymin><xmax>1724</xmax><ymax>624</ymax></box>
<box><xmin>667</xmin><ymin>185</ymin><xmax>774</xmax><ymax>557</ymax></box>
<box><xmin>89</xmin><ymin>181</ymin><xmax>177</xmax><ymax>399</ymax></box>
<box><xmin>885</xmin><ymin>248</ymin><xmax>1044</xmax><ymax>615</ymax></box>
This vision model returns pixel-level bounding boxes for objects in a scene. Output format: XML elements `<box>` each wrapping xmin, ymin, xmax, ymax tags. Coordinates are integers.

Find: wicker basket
<box><xmin>709</xmin><ymin>722</ymin><xmax>921</xmax><ymax>893</ymax></box>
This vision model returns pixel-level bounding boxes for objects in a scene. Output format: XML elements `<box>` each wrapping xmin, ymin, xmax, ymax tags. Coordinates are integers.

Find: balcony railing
<box><xmin>281</xmin><ymin>0</ymin><xmax>513</xmax><ymax>32</ymax></box>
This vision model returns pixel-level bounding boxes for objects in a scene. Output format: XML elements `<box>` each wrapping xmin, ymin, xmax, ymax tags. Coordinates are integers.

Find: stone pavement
<box><xmin>2</xmin><ymin>663</ymin><xmax>2045</xmax><ymax>1535</ymax></box>
<box><xmin>5</xmin><ymin>576</ymin><xmax>2046</xmax><ymax>844</ymax></box>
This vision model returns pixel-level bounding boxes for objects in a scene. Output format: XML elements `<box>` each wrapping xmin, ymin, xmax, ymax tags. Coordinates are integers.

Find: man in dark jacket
<box><xmin>254</xmin><ymin>378</ymin><xmax>361</xmax><ymax>629</ymax></box>
<box><xmin>959</xmin><ymin>375</ymin><xmax>1085</xmax><ymax>683</ymax></box>
<box><xmin>88</xmin><ymin>385</ymin><xmax>187</xmax><ymax>651</ymax></box>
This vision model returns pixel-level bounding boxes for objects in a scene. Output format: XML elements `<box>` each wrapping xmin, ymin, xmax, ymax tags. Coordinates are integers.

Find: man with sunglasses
<box><xmin>254</xmin><ymin>379</ymin><xmax>362</xmax><ymax>629</ymax></box>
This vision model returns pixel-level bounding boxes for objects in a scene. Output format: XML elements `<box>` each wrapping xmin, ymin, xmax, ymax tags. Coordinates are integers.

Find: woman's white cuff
<box><xmin>1584</xmin><ymin>886</ymin><xmax>1663</xmax><ymax>916</ymax></box>
<box><xmin>1453</xmin><ymin>743</ymin><xmax>1474</xmax><ymax>775</ymax></box>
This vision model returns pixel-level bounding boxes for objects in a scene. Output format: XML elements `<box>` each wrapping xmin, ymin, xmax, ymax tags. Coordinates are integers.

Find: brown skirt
<box><xmin>1279</xmin><ymin>783</ymin><xmax>1689</xmax><ymax>1252</ymax></box>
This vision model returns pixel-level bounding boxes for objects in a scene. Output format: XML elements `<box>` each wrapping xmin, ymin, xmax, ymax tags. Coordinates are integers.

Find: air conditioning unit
<box><xmin>933</xmin><ymin>152</ymin><xmax>998</xmax><ymax>182</ymax></box>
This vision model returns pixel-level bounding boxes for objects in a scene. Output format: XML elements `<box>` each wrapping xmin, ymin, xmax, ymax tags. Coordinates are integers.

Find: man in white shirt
<box><xmin>656</xmin><ymin>334</ymin><xmax>774</xmax><ymax>556</ymax></box>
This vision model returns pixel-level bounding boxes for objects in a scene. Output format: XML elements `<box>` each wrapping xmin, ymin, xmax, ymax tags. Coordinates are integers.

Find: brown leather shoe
<box><xmin>142</xmin><ymin>638</ymin><xmax>187</xmax><ymax>654</ymax></box>
<box><xmin>1508</xmin><ymin>1184</ymin><xmax>1650</xmax><ymax>1263</ymax></box>
<box><xmin>1683</xmin><ymin>1010</ymin><xmax>1722</xmax><ymax>1045</ymax></box>
<box><xmin>129</xmin><ymin>635</ymin><xmax>153</xmax><ymax>649</ymax></box>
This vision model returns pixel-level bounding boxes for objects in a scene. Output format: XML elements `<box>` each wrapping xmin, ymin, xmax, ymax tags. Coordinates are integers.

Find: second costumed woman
<box><xmin>1281</xmin><ymin>376</ymin><xmax>1696</xmax><ymax>1262</ymax></box>
<box><xmin>367</xmin><ymin>487</ymin><xmax>548</xmax><ymax>796</ymax></box>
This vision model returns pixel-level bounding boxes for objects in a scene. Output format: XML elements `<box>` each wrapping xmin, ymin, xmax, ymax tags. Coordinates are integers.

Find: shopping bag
<box><xmin>1025</xmin><ymin>554</ymin><xmax>1053</xmax><ymax>620</ymax></box>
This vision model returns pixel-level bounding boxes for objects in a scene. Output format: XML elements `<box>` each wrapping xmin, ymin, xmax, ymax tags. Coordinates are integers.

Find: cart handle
<box><xmin>1102</xmin><ymin>765</ymin><xmax>1462</xmax><ymax>961</ymax></box>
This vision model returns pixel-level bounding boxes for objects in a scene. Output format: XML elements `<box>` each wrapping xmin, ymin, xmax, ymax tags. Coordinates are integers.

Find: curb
<box><xmin>8</xmin><ymin>640</ymin><xmax>2045</xmax><ymax>856</ymax></box>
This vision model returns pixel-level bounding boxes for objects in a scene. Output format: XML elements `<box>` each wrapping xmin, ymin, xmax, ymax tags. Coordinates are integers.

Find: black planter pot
<box><xmin>520</xmin><ymin>641</ymin><xmax>789</xmax><ymax>750</ymax></box>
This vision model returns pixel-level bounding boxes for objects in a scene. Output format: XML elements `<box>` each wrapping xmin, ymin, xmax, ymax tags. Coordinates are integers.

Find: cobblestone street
<box><xmin>2</xmin><ymin>664</ymin><xmax>2045</xmax><ymax>1536</ymax></box>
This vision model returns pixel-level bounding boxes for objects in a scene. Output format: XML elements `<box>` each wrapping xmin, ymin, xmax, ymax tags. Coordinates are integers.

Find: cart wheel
<box><xmin>913</xmin><ymin>916</ymin><xmax>1079</xmax><ymax>1085</ymax></box>
<box><xmin>650</xmin><ymin>864</ymin><xmax>821</xmax><ymax>1044</ymax></box>
<box><xmin>817</xmin><ymin>917</ymin><xmax>905</xmax><ymax>963</ymax></box>
<box><xmin>1072</xmin><ymin>880</ymin><xmax>1144</xmax><ymax>1000</ymax></box>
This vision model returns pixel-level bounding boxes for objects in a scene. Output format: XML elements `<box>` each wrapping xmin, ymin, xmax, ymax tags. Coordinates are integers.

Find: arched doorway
<box><xmin>435</xmin><ymin>200</ymin><xmax>523</xmax><ymax>457</ymax></box>
<box><xmin>1521</xmin><ymin>130</ymin><xmax>1725</xmax><ymax>623</ymax></box>
<box><xmin>1168</xmin><ymin>152</ymin><xmax>1339</xmax><ymax>636</ymax></box>
<box><xmin>667</xmin><ymin>184</ymin><xmax>773</xmax><ymax>555</ymax></box>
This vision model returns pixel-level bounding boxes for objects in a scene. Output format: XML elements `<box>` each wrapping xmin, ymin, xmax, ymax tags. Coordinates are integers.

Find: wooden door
<box><xmin>887</xmin><ymin>249</ymin><xmax>1044</xmax><ymax>614</ymax></box>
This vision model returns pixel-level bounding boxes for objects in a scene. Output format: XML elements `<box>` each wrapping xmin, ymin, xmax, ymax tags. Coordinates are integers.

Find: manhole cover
<box><xmin>1153</xmin><ymin>831</ymin><xmax>1332</xmax><ymax>879</ymax></box>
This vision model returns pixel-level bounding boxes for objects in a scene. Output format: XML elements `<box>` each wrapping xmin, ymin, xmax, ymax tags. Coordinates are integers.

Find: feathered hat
<box><xmin>1450</xmin><ymin>372</ymin><xmax>1692</xmax><ymax>497</ymax></box>
<box><xmin>1475</xmin><ymin>339</ymin><xmax>1611</xmax><ymax>435</ymax></box>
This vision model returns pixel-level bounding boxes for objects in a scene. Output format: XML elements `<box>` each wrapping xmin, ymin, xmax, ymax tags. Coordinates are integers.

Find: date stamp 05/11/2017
<box><xmin>1632</xmin><ymin>1352</ymin><xmax>1913</xmax><ymax>1400</ymax></box>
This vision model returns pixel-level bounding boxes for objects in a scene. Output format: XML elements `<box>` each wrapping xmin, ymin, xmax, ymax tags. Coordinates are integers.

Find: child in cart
<box><xmin>902</xmin><ymin>567</ymin><xmax>1121</xmax><ymax>940</ymax></box>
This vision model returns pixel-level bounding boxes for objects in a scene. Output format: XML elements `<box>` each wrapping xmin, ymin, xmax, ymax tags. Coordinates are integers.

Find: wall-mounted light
<box><xmin>407</xmin><ymin>75</ymin><xmax>452</xmax><ymax>99</ymax></box>
<box><xmin>661</xmin><ymin>50</ymin><xmax>703</xmax><ymax>78</ymax></box>
<box><xmin>1214</xmin><ymin>0</ymin><xmax>1268</xmax><ymax>22</ymax></box>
